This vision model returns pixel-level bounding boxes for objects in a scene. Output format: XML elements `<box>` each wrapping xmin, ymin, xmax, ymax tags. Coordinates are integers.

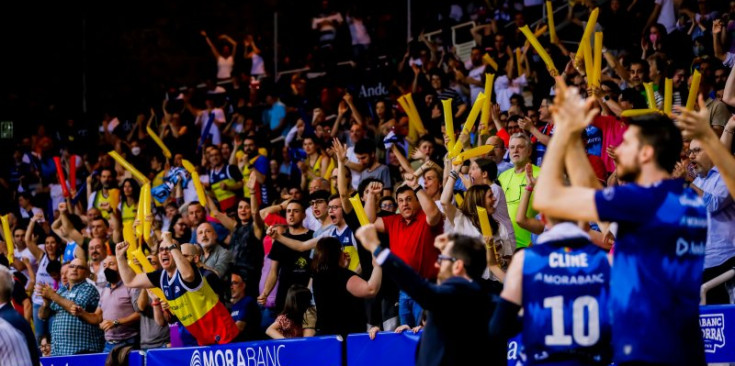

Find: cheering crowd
<box><xmin>2</xmin><ymin>0</ymin><xmax>735</xmax><ymax>365</ymax></box>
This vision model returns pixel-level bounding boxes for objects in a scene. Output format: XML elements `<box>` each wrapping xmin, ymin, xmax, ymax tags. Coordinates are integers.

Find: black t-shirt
<box><xmin>230</xmin><ymin>221</ymin><xmax>264</xmax><ymax>296</ymax></box>
<box><xmin>268</xmin><ymin>229</ymin><xmax>313</xmax><ymax>312</ymax></box>
<box><xmin>344</xmin><ymin>209</ymin><xmax>392</xmax><ymax>279</ymax></box>
<box><xmin>312</xmin><ymin>267</ymin><xmax>366</xmax><ymax>336</ymax></box>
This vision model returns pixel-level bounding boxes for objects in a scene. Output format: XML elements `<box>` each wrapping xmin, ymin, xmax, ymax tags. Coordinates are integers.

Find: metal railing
<box><xmin>701</xmin><ymin>268</ymin><xmax>735</xmax><ymax>305</ymax></box>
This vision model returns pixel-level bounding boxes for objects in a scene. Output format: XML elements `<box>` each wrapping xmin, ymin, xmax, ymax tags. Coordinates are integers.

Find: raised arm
<box><xmin>25</xmin><ymin>213</ymin><xmax>45</xmax><ymax>260</ymax></box>
<box><xmin>200</xmin><ymin>30</ymin><xmax>221</xmax><ymax>59</ymax></box>
<box><xmin>723</xmin><ymin>58</ymin><xmax>735</xmax><ymax>107</ymax></box>
<box><xmin>391</xmin><ymin>144</ymin><xmax>416</xmax><ymax>175</ymax></box>
<box><xmin>268</xmin><ymin>228</ymin><xmax>317</xmax><ymax>252</ymax></box>
<box><xmin>677</xmin><ymin>98</ymin><xmax>735</xmax><ymax>199</ymax></box>
<box><xmin>219</xmin><ymin>34</ymin><xmax>238</xmax><ymax>57</ymax></box>
<box><xmin>58</xmin><ymin>202</ymin><xmax>84</xmax><ymax>244</ymax></box>
<box><xmin>440</xmin><ymin>162</ymin><xmax>460</xmax><ymax>223</ymax></box>
<box><xmin>343</xmin><ymin>93</ymin><xmax>364</xmax><ymax>126</ymax></box>
<box><xmin>534</xmin><ymin>78</ymin><xmax>600</xmax><ymax>222</ymax></box>
<box><xmin>114</xmin><ymin>241</ymin><xmax>155</xmax><ymax>289</ymax></box>
<box><xmin>207</xmin><ymin>195</ymin><xmax>236</xmax><ymax>232</ymax></box>
<box><xmin>333</xmin><ymin>138</ymin><xmax>354</xmax><ymax>213</ymax></box>
<box><xmin>248</xmin><ymin>175</ymin><xmax>265</xmax><ymax>240</ymax></box>
<box><xmin>406</xmin><ymin>174</ymin><xmax>441</xmax><ymax>226</ymax></box>
<box><xmin>515</xmin><ymin>164</ymin><xmax>545</xmax><ymax>234</ymax></box>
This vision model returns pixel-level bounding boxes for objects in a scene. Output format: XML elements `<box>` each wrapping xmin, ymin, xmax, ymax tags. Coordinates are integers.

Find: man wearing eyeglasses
<box><xmin>356</xmin><ymin>226</ymin><xmax>505</xmax><ymax>366</ymax></box>
<box><xmin>115</xmin><ymin>234</ymin><xmax>239</xmax><ymax>346</ymax></box>
<box><xmin>38</xmin><ymin>258</ymin><xmax>104</xmax><ymax>355</ymax></box>
<box><xmin>688</xmin><ymin>138</ymin><xmax>735</xmax><ymax>305</ymax></box>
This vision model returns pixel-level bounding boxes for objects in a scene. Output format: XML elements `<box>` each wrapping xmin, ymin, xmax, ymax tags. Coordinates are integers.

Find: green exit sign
<box><xmin>1</xmin><ymin>121</ymin><xmax>12</xmax><ymax>139</ymax></box>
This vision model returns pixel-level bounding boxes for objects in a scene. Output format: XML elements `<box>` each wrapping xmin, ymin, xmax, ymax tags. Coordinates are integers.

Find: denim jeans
<box><xmin>398</xmin><ymin>291</ymin><xmax>423</xmax><ymax>328</ymax></box>
<box><xmin>33</xmin><ymin>303</ymin><xmax>51</xmax><ymax>343</ymax></box>
<box><xmin>103</xmin><ymin>336</ymin><xmax>137</xmax><ymax>353</ymax></box>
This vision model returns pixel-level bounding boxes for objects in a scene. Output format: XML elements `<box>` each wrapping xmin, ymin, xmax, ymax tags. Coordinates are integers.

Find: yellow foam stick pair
<box><xmin>546</xmin><ymin>1</ymin><xmax>558</xmax><ymax>44</ymax></box>
<box><xmin>480</xmin><ymin>73</ymin><xmax>495</xmax><ymax>133</ymax></box>
<box><xmin>452</xmin><ymin>145</ymin><xmax>495</xmax><ymax>165</ymax></box>
<box><xmin>483</xmin><ymin>54</ymin><xmax>499</xmax><ymax>71</ymax></box>
<box><xmin>181</xmin><ymin>159</ymin><xmax>207</xmax><ymax>208</ymax></box>
<box><xmin>686</xmin><ymin>70</ymin><xmax>702</xmax><ymax>111</ymax></box>
<box><xmin>348</xmin><ymin>195</ymin><xmax>369</xmax><ymax>226</ymax></box>
<box><xmin>108</xmin><ymin>151</ymin><xmax>149</xmax><ymax>185</ymax></box>
<box><xmin>574</xmin><ymin>8</ymin><xmax>599</xmax><ymax>66</ymax></box>
<box><xmin>442</xmin><ymin>99</ymin><xmax>456</xmax><ymax>150</ymax></box>
<box><xmin>1</xmin><ymin>215</ymin><xmax>13</xmax><ymax>264</ymax></box>
<box><xmin>519</xmin><ymin>26</ymin><xmax>558</xmax><ymax>75</ymax></box>
<box><xmin>449</xmin><ymin>93</ymin><xmax>487</xmax><ymax>158</ymax></box>
<box><xmin>146</xmin><ymin>124</ymin><xmax>172</xmax><ymax>159</ymax></box>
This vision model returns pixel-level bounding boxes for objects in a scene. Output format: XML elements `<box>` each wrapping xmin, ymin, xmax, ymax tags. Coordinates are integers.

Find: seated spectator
<box><xmin>230</xmin><ymin>271</ymin><xmax>261</xmax><ymax>341</ymax></box>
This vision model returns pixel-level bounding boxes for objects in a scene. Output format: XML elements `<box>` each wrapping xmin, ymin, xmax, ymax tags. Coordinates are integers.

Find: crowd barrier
<box><xmin>39</xmin><ymin>305</ymin><xmax>735</xmax><ymax>366</ymax></box>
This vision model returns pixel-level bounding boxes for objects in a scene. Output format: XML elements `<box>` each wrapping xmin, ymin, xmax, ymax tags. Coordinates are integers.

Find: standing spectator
<box><xmin>236</xmin><ymin>136</ymin><xmax>269</xmax><ymax>203</ymax></box>
<box><xmin>209</xmin><ymin>178</ymin><xmax>264</xmax><ymax>298</ymax></box>
<box><xmin>689</xmin><ymin>137</ymin><xmax>735</xmax><ymax>304</ymax></box>
<box><xmin>342</xmin><ymin>124</ymin><xmax>367</xmax><ymax>190</ymax></box>
<box><xmin>205</xmin><ymin>146</ymin><xmax>243</xmax><ymax>213</ymax></box>
<box><xmin>17</xmin><ymin>192</ymin><xmax>44</xmax><ymax>224</ymax></box>
<box><xmin>186</xmin><ymin>202</ymin><xmax>207</xmax><ymax>243</ymax></box>
<box><xmin>0</xmin><ymin>266</ymin><xmax>39</xmax><ymax>365</ymax></box>
<box><xmin>497</xmin><ymin>133</ymin><xmax>539</xmax><ymax>248</ymax></box>
<box><xmin>258</xmin><ymin>200</ymin><xmax>313</xmax><ymax>313</ymax></box>
<box><xmin>38</xmin><ymin>257</ymin><xmax>104</xmax><ymax>356</ymax></box>
<box><xmin>229</xmin><ymin>271</ymin><xmax>261</xmax><ymax>341</ymax></box>
<box><xmin>263</xmin><ymin>89</ymin><xmax>288</xmax><ymax>138</ymax></box>
<box><xmin>311</xmin><ymin>236</ymin><xmax>382</xmax><ymax>336</ymax></box>
<box><xmin>364</xmin><ymin>175</ymin><xmax>443</xmax><ymax>328</ymax></box>
<box><xmin>135</xmin><ymin>256</ymin><xmax>170</xmax><ymax>350</ymax></box>
<box><xmin>92</xmin><ymin>256</ymin><xmax>140</xmax><ymax>352</ymax></box>
<box><xmin>24</xmin><ymin>213</ymin><xmax>61</xmax><ymax>342</ymax></box>
<box><xmin>115</xmin><ymin>233</ymin><xmax>239</xmax><ymax>346</ymax></box>
<box><xmin>485</xmin><ymin>136</ymin><xmax>512</xmax><ymax>174</ymax></box>
<box><xmin>197</xmin><ymin>222</ymin><xmax>234</xmax><ymax>278</ymax></box>
<box><xmin>534</xmin><ymin>83</ymin><xmax>707</xmax><ymax>365</ymax></box>
<box><xmin>86</xmin><ymin>168</ymin><xmax>120</xmax><ymax>221</ymax></box>
<box><xmin>354</xmin><ymin>139</ymin><xmax>392</xmax><ymax>196</ymax></box>
<box><xmin>356</xmin><ymin>227</ymin><xmax>505</xmax><ymax>365</ymax></box>
<box><xmin>193</xmin><ymin>96</ymin><xmax>226</xmax><ymax>148</ymax></box>
<box><xmin>200</xmin><ymin>31</ymin><xmax>237</xmax><ymax>81</ymax></box>
<box><xmin>87</xmin><ymin>238</ymin><xmax>108</xmax><ymax>293</ymax></box>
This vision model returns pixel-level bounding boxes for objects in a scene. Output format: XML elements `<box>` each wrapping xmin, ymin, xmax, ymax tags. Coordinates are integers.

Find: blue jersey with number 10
<box><xmin>522</xmin><ymin>236</ymin><xmax>611</xmax><ymax>366</ymax></box>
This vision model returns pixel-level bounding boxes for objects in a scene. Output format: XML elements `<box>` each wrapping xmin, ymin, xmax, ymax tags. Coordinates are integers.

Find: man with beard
<box><xmin>257</xmin><ymin>200</ymin><xmax>313</xmax><ymax>312</ymax></box>
<box><xmin>534</xmin><ymin>81</ymin><xmax>707</xmax><ymax>365</ymax></box>
<box><xmin>87</xmin><ymin>238</ymin><xmax>108</xmax><ymax>293</ymax></box>
<box><xmin>688</xmin><ymin>138</ymin><xmax>735</xmax><ymax>304</ymax></box>
<box><xmin>86</xmin><ymin>168</ymin><xmax>120</xmax><ymax>220</ymax></box>
<box><xmin>356</xmin><ymin>226</ymin><xmax>505</xmax><ymax>365</ymax></box>
<box><xmin>197</xmin><ymin>222</ymin><xmax>233</xmax><ymax>279</ymax></box>
<box><xmin>87</xmin><ymin>256</ymin><xmax>140</xmax><ymax>351</ymax></box>
<box><xmin>115</xmin><ymin>233</ymin><xmax>239</xmax><ymax>345</ymax></box>
<box><xmin>498</xmin><ymin>133</ymin><xmax>539</xmax><ymax>248</ymax></box>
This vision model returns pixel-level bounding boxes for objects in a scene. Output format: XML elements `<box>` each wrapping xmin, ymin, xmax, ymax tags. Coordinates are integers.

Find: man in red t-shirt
<box><xmin>364</xmin><ymin>175</ymin><xmax>443</xmax><ymax>327</ymax></box>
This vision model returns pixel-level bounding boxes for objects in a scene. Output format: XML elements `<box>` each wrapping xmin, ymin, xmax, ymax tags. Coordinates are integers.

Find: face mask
<box><xmin>131</xmin><ymin>147</ymin><xmax>141</xmax><ymax>156</ymax></box>
<box><xmin>649</xmin><ymin>34</ymin><xmax>658</xmax><ymax>44</ymax></box>
<box><xmin>104</xmin><ymin>268</ymin><xmax>120</xmax><ymax>284</ymax></box>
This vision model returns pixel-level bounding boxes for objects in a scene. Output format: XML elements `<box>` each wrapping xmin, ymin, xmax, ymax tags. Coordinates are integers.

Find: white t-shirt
<box><xmin>13</xmin><ymin>248</ymin><xmax>37</xmax><ymax>288</ymax></box>
<box><xmin>196</xmin><ymin>108</ymin><xmax>226</xmax><ymax>146</ymax></box>
<box><xmin>347</xmin><ymin>147</ymin><xmax>361</xmax><ymax>190</ymax></box>
<box><xmin>467</xmin><ymin>65</ymin><xmax>487</xmax><ymax>104</ymax></box>
<box><xmin>217</xmin><ymin>55</ymin><xmax>235</xmax><ymax>79</ymax></box>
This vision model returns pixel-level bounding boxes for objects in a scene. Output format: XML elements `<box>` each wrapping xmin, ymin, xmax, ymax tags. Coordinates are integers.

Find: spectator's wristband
<box><xmin>525</xmin><ymin>185</ymin><xmax>534</xmax><ymax>192</ymax></box>
<box><xmin>151</xmin><ymin>300</ymin><xmax>161</xmax><ymax>307</ymax></box>
<box><xmin>725</xmin><ymin>129</ymin><xmax>735</xmax><ymax>135</ymax></box>
<box><xmin>373</xmin><ymin>246</ymin><xmax>384</xmax><ymax>257</ymax></box>
<box><xmin>413</xmin><ymin>186</ymin><xmax>422</xmax><ymax>194</ymax></box>
<box><xmin>449</xmin><ymin>170</ymin><xmax>460</xmax><ymax>181</ymax></box>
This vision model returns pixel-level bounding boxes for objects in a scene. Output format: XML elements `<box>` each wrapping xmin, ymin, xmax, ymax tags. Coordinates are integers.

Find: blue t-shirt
<box><xmin>230</xmin><ymin>296</ymin><xmax>261</xmax><ymax>340</ymax></box>
<box><xmin>522</xmin><ymin>237</ymin><xmax>611</xmax><ymax>365</ymax></box>
<box><xmin>594</xmin><ymin>179</ymin><xmax>706</xmax><ymax>364</ymax></box>
<box><xmin>583</xmin><ymin>125</ymin><xmax>602</xmax><ymax>157</ymax></box>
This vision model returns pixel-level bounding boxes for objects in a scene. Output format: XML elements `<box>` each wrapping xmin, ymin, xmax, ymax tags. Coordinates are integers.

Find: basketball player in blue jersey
<box><xmin>533</xmin><ymin>79</ymin><xmax>707</xmax><ymax>365</ymax></box>
<box><xmin>490</xmin><ymin>218</ymin><xmax>611</xmax><ymax>365</ymax></box>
